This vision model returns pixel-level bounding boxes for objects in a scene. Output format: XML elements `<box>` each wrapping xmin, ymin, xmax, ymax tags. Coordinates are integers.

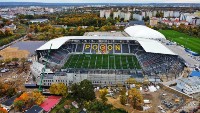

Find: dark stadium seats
<box><xmin>76</xmin><ymin>44</ymin><xmax>83</xmax><ymax>52</ymax></box>
<box><xmin>136</xmin><ymin>51</ymin><xmax>184</xmax><ymax>75</ymax></box>
<box><xmin>122</xmin><ymin>44</ymin><xmax>129</xmax><ymax>53</ymax></box>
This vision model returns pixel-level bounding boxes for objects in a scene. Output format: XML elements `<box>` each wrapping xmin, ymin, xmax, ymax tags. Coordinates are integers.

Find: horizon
<box><xmin>0</xmin><ymin>0</ymin><xmax>200</xmax><ymax>3</ymax></box>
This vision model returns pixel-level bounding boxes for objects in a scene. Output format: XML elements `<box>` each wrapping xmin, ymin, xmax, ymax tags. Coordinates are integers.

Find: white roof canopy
<box><xmin>36</xmin><ymin>36</ymin><xmax>176</xmax><ymax>55</ymax></box>
<box><xmin>137</xmin><ymin>39</ymin><xmax>176</xmax><ymax>55</ymax></box>
<box><xmin>124</xmin><ymin>25</ymin><xmax>166</xmax><ymax>40</ymax></box>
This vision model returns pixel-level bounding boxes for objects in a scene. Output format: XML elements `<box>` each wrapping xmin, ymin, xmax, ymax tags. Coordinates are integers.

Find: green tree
<box><xmin>71</xmin><ymin>79</ymin><xmax>95</xmax><ymax>101</ymax></box>
<box><xmin>12</xmin><ymin>58</ymin><xmax>19</xmax><ymax>62</ymax></box>
<box><xmin>14</xmin><ymin>100</ymin><xmax>25</xmax><ymax>112</ymax></box>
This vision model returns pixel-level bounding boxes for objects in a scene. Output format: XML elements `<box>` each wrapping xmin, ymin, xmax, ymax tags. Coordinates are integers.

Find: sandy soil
<box><xmin>0</xmin><ymin>47</ymin><xmax>30</xmax><ymax>59</ymax></box>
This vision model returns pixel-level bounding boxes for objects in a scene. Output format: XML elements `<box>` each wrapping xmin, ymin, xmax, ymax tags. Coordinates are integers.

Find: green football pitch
<box><xmin>63</xmin><ymin>54</ymin><xmax>141</xmax><ymax>69</ymax></box>
<box><xmin>159</xmin><ymin>30</ymin><xmax>200</xmax><ymax>54</ymax></box>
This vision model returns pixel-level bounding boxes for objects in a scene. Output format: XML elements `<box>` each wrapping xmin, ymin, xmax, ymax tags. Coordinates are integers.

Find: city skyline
<box><xmin>1</xmin><ymin>0</ymin><xmax>200</xmax><ymax>3</ymax></box>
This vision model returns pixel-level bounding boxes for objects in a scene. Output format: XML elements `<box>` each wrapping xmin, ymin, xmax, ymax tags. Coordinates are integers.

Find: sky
<box><xmin>1</xmin><ymin>0</ymin><xmax>200</xmax><ymax>3</ymax></box>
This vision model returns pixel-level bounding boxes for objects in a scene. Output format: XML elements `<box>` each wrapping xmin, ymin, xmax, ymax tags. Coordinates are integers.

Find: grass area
<box><xmin>50</xmin><ymin>97</ymin><xmax>70</xmax><ymax>113</ymax></box>
<box><xmin>15</xmin><ymin>24</ymin><xmax>27</xmax><ymax>34</ymax></box>
<box><xmin>63</xmin><ymin>54</ymin><xmax>141</xmax><ymax>69</ymax></box>
<box><xmin>159</xmin><ymin>30</ymin><xmax>200</xmax><ymax>54</ymax></box>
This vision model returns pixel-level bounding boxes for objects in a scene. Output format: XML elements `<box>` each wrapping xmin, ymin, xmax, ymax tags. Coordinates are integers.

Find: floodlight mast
<box><xmin>38</xmin><ymin>44</ymin><xmax>52</xmax><ymax>92</ymax></box>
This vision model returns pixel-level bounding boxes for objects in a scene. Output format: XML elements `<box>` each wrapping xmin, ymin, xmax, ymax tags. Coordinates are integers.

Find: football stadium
<box><xmin>30</xmin><ymin>25</ymin><xmax>185</xmax><ymax>87</ymax></box>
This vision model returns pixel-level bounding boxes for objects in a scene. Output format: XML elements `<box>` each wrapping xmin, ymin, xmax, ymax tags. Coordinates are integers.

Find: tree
<box><xmin>20</xmin><ymin>58</ymin><xmax>26</xmax><ymax>69</ymax></box>
<box><xmin>27</xmin><ymin>33</ymin><xmax>33</xmax><ymax>40</ymax></box>
<box><xmin>120</xmin><ymin>88</ymin><xmax>127</xmax><ymax>105</ymax></box>
<box><xmin>31</xmin><ymin>91</ymin><xmax>45</xmax><ymax>105</ymax></box>
<box><xmin>4</xmin><ymin>58</ymin><xmax>12</xmax><ymax>64</ymax></box>
<box><xmin>143</xmin><ymin>76</ymin><xmax>149</xmax><ymax>87</ymax></box>
<box><xmin>20</xmin><ymin>92</ymin><xmax>29</xmax><ymax>102</ymax></box>
<box><xmin>49</xmin><ymin>83</ymin><xmax>68</xmax><ymax>97</ymax></box>
<box><xmin>128</xmin><ymin>88</ymin><xmax>143</xmax><ymax>110</ymax></box>
<box><xmin>0</xmin><ymin>107</ymin><xmax>7</xmax><ymax>113</ymax></box>
<box><xmin>120</xmin><ymin>95</ymin><xmax>127</xmax><ymax>105</ymax></box>
<box><xmin>4</xmin><ymin>28</ymin><xmax>13</xmax><ymax>36</ymax></box>
<box><xmin>14</xmin><ymin>100</ymin><xmax>25</xmax><ymax>112</ymax></box>
<box><xmin>85</xmin><ymin>100</ymin><xmax>127</xmax><ymax>113</ymax></box>
<box><xmin>0</xmin><ymin>30</ymin><xmax>5</xmax><ymax>38</ymax></box>
<box><xmin>6</xmin><ymin>87</ymin><xmax>16</xmax><ymax>97</ymax></box>
<box><xmin>71</xmin><ymin>79</ymin><xmax>95</xmax><ymax>101</ymax></box>
<box><xmin>126</xmin><ymin>78</ymin><xmax>137</xmax><ymax>85</ymax></box>
<box><xmin>12</xmin><ymin>57</ymin><xmax>19</xmax><ymax>62</ymax></box>
<box><xmin>99</xmin><ymin>88</ymin><xmax>108</xmax><ymax>103</ymax></box>
<box><xmin>0</xmin><ymin>83</ymin><xmax>16</xmax><ymax>97</ymax></box>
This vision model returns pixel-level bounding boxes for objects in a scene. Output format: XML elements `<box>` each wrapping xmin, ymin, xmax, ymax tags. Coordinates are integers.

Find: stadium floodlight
<box><xmin>38</xmin><ymin>44</ymin><xmax>52</xmax><ymax>92</ymax></box>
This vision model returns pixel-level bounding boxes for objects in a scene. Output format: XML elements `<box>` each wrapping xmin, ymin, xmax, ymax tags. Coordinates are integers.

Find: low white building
<box><xmin>30</xmin><ymin>19</ymin><xmax>48</xmax><ymax>23</ymax></box>
<box><xmin>176</xmin><ymin>76</ymin><xmax>200</xmax><ymax>95</ymax></box>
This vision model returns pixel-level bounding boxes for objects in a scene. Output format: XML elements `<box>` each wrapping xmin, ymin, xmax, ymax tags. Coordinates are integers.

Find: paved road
<box><xmin>161</xmin><ymin>40</ymin><xmax>200</xmax><ymax>68</ymax></box>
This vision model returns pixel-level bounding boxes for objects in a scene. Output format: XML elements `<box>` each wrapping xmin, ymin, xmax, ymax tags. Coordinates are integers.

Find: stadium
<box><xmin>30</xmin><ymin>25</ymin><xmax>185</xmax><ymax>87</ymax></box>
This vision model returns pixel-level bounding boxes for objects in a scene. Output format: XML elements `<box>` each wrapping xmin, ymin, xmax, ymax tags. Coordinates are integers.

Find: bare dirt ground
<box><xmin>0</xmin><ymin>63</ymin><xmax>31</xmax><ymax>92</ymax></box>
<box><xmin>0</xmin><ymin>47</ymin><xmax>30</xmax><ymax>59</ymax></box>
<box><xmin>95</xmin><ymin>85</ymin><xmax>194</xmax><ymax>113</ymax></box>
<box><xmin>96</xmin><ymin>89</ymin><xmax>162</xmax><ymax>113</ymax></box>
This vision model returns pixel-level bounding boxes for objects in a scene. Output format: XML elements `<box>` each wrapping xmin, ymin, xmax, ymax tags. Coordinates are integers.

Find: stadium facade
<box><xmin>30</xmin><ymin>25</ymin><xmax>185</xmax><ymax>87</ymax></box>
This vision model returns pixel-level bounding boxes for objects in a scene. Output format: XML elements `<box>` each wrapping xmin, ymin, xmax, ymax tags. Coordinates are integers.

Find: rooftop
<box><xmin>124</xmin><ymin>25</ymin><xmax>166</xmax><ymax>39</ymax></box>
<box><xmin>2</xmin><ymin>96</ymin><xmax>17</xmax><ymax>106</ymax></box>
<box><xmin>84</xmin><ymin>31</ymin><xmax>125</xmax><ymax>37</ymax></box>
<box><xmin>25</xmin><ymin>105</ymin><xmax>43</xmax><ymax>113</ymax></box>
<box><xmin>36</xmin><ymin>36</ymin><xmax>176</xmax><ymax>55</ymax></box>
<box><xmin>40</xmin><ymin>96</ymin><xmax>62</xmax><ymax>112</ymax></box>
<box><xmin>190</xmin><ymin>71</ymin><xmax>200</xmax><ymax>77</ymax></box>
<box><xmin>128</xmin><ymin>20</ymin><xmax>145</xmax><ymax>26</ymax></box>
<box><xmin>178</xmin><ymin>76</ymin><xmax>200</xmax><ymax>86</ymax></box>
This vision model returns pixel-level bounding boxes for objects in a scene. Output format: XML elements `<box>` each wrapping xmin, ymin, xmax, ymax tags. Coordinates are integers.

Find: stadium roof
<box><xmin>36</xmin><ymin>36</ymin><xmax>176</xmax><ymax>55</ymax></box>
<box><xmin>36</xmin><ymin>36</ymin><xmax>132</xmax><ymax>50</ymax></box>
<box><xmin>137</xmin><ymin>39</ymin><xmax>176</xmax><ymax>55</ymax></box>
<box><xmin>124</xmin><ymin>25</ymin><xmax>166</xmax><ymax>39</ymax></box>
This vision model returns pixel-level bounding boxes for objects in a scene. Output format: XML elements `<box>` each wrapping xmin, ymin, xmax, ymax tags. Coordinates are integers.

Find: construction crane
<box><xmin>38</xmin><ymin>44</ymin><xmax>52</xmax><ymax>92</ymax></box>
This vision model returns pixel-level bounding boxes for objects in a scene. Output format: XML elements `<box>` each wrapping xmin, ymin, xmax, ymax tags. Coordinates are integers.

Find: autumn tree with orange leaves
<box><xmin>0</xmin><ymin>83</ymin><xmax>16</xmax><ymax>98</ymax></box>
<box><xmin>0</xmin><ymin>107</ymin><xmax>8</xmax><ymax>113</ymax></box>
<box><xmin>14</xmin><ymin>91</ymin><xmax>45</xmax><ymax>112</ymax></box>
<box><xmin>0</xmin><ymin>105</ymin><xmax>8</xmax><ymax>113</ymax></box>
